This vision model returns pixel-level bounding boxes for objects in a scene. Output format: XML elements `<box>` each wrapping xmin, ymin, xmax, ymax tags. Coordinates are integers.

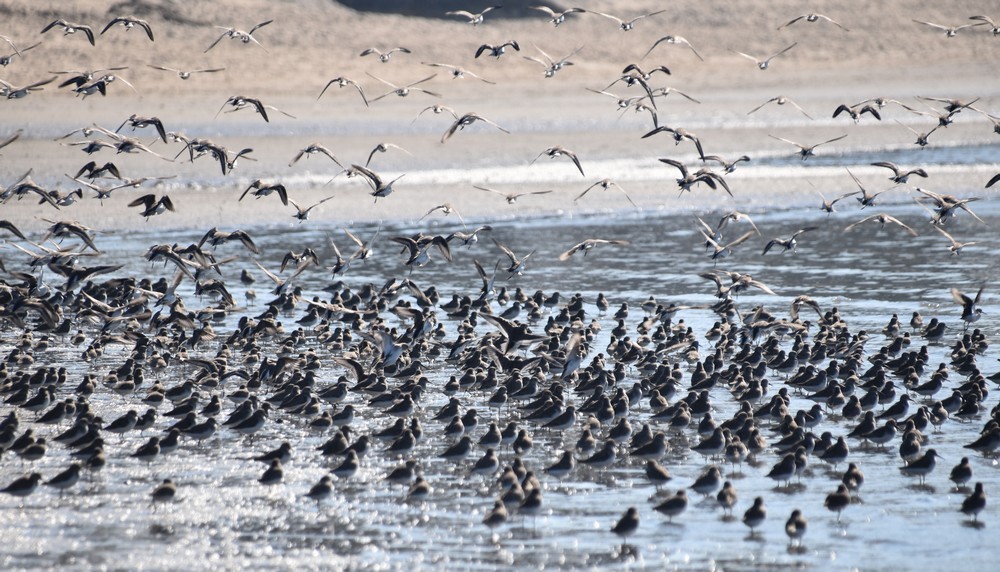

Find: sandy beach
<box><xmin>0</xmin><ymin>0</ymin><xmax>997</xmax><ymax>231</ymax></box>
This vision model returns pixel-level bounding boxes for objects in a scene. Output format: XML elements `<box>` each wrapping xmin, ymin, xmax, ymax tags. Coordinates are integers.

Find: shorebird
<box><xmin>658</xmin><ymin>159</ymin><xmax>732</xmax><ymax>196</ymax></box>
<box><xmin>558</xmin><ymin>239</ymin><xmax>631</xmax><ymax>261</ymax></box>
<box><xmin>611</xmin><ymin>507</ymin><xmax>639</xmax><ymax>547</ymax></box>
<box><xmin>844</xmin><ymin>213</ymin><xmax>918</xmax><ymax>236</ymax></box>
<box><xmin>0</xmin><ymin>41</ymin><xmax>40</xmax><ymax>67</ymax></box>
<box><xmin>960</xmin><ymin>483</ymin><xmax>987</xmax><ymax>522</ymax></box>
<box><xmin>896</xmin><ymin>120</ymin><xmax>938</xmax><ymax>147</ymax></box>
<box><xmin>768</xmin><ymin>133</ymin><xmax>847</xmax><ymax>160</ymax></box>
<box><xmin>732</xmin><ymin>42</ymin><xmax>797</xmax><ymax>69</ymax></box>
<box><xmin>348</xmin><ymin>164</ymin><xmax>403</xmax><ymax>202</ymax></box>
<box><xmin>817</xmin><ymin>190</ymin><xmax>854</xmax><ymax>214</ymax></box>
<box><xmin>128</xmin><ymin>194</ymin><xmax>174</xmax><ymax>219</ymax></box>
<box><xmin>643</xmin><ymin>126</ymin><xmax>706</xmax><ymax>159</ymax></box>
<box><xmin>41</xmin><ymin>19</ymin><xmax>96</xmax><ymax>45</ymax></box>
<box><xmin>576</xmin><ymin>178</ymin><xmax>637</xmax><ymax>207</ymax></box>
<box><xmin>748</xmin><ymin>96</ymin><xmax>813</xmax><ymax>119</ymax></box>
<box><xmin>446</xmin><ymin>6</ymin><xmax>502</xmax><ymax>26</ymax></box>
<box><xmin>413</xmin><ymin>104</ymin><xmax>459</xmax><ymax>125</ymax></box>
<box><xmin>391</xmin><ymin>235</ymin><xmax>453</xmax><ymax>271</ymax></box>
<box><xmin>317</xmin><ymin>76</ymin><xmax>368</xmax><ymax>106</ymax></box>
<box><xmin>0</xmin><ymin>76</ymin><xmax>55</xmax><ymax>99</ymax></box>
<box><xmin>217</xmin><ymin>95</ymin><xmax>295</xmax><ymax>123</ymax></box>
<box><xmin>785</xmin><ymin>510</ymin><xmax>808</xmax><ymax>547</ymax></box>
<box><xmin>933</xmin><ymin>226</ymin><xmax>976</xmax><ymax>255</ymax></box>
<box><xmin>523</xmin><ymin>45</ymin><xmax>583</xmax><ymax>77</ymax></box>
<box><xmin>586</xmin><ymin>9</ymin><xmax>665</xmax><ymax>31</ymax></box>
<box><xmin>654</xmin><ymin>490</ymin><xmax>688</xmax><ymax>523</ymax></box>
<box><xmin>100</xmin><ymin>16</ymin><xmax>154</xmax><ymax>41</ymax></box>
<box><xmin>530</xmin><ymin>146</ymin><xmax>585</xmax><ymax>176</ymax></box>
<box><xmin>493</xmin><ymin>238</ymin><xmax>536</xmax><ymax>278</ymax></box>
<box><xmin>359</xmin><ymin>46</ymin><xmax>411</xmax><ymax>62</ymax></box>
<box><xmin>288</xmin><ymin>196</ymin><xmax>335</xmax><ymax>222</ymax></box>
<box><xmin>475</xmin><ymin>41</ymin><xmax>519</xmax><ymax>59</ymax></box>
<box><xmin>643</xmin><ymin>35</ymin><xmax>704</xmax><ymax>61</ymax></box>
<box><xmin>441</xmin><ymin>112</ymin><xmax>509</xmax><ymax>143</ymax></box>
<box><xmin>702</xmin><ymin>230</ymin><xmax>756</xmax><ymax>262</ymax></box>
<box><xmin>343</xmin><ymin>226</ymin><xmax>380</xmax><ymax>262</ymax></box>
<box><xmin>418</xmin><ymin>203</ymin><xmax>465</xmax><ymax>227</ymax></box>
<box><xmin>365</xmin><ymin>142</ymin><xmax>410</xmax><ymax>168</ymax></box>
<box><xmin>475</xmin><ymin>185</ymin><xmax>552</xmax><ymax>204</ymax></box>
<box><xmin>446</xmin><ymin>224</ymin><xmax>493</xmax><ymax>247</ymax></box>
<box><xmin>778</xmin><ymin>13</ymin><xmax>850</xmax><ymax>31</ymax></box>
<box><xmin>833</xmin><ymin>102</ymin><xmax>881</xmax><ymax>122</ymax></box>
<box><xmin>116</xmin><ymin>114</ymin><xmax>168</xmax><ymax>144</ymax></box>
<box><xmin>970</xmin><ymin>15</ymin><xmax>1000</xmax><ymax>35</ymax></box>
<box><xmin>912</xmin><ymin>19</ymin><xmax>982</xmax><ymax>37</ymax></box>
<box><xmin>844</xmin><ymin>168</ymin><xmax>890</xmax><ymax>208</ymax></box>
<box><xmin>951</xmin><ymin>287</ymin><xmax>984</xmax><ymax>328</ymax></box>
<box><xmin>205</xmin><ymin>20</ymin><xmax>273</xmax><ymax>52</ymax></box>
<box><xmin>240</xmin><ymin>180</ymin><xmax>289</xmax><ymax>206</ymax></box>
<box><xmin>824</xmin><ymin>484</ymin><xmax>852</xmax><ymax>521</ymax></box>
<box><xmin>743</xmin><ymin>497</ymin><xmax>767</xmax><ymax>535</ymax></box>
<box><xmin>702</xmin><ymin>155</ymin><xmax>751</xmax><ymax>174</ymax></box>
<box><xmin>147</xmin><ymin>65</ymin><xmax>225</xmax><ymax>80</ymax></box>
<box><xmin>762</xmin><ymin>227</ymin><xmax>818</xmax><ymax>254</ymax></box>
<box><xmin>367</xmin><ymin>74</ymin><xmax>439</xmax><ymax>102</ymax></box>
<box><xmin>870</xmin><ymin>161</ymin><xmax>928</xmax><ymax>184</ymax></box>
<box><xmin>422</xmin><ymin>62</ymin><xmax>494</xmax><ymax>84</ymax></box>
<box><xmin>530</xmin><ymin>6</ymin><xmax>585</xmax><ymax>27</ymax></box>
<box><xmin>899</xmin><ymin>449</ymin><xmax>941</xmax><ymax>485</ymax></box>
<box><xmin>288</xmin><ymin>144</ymin><xmax>343</xmax><ymax>168</ymax></box>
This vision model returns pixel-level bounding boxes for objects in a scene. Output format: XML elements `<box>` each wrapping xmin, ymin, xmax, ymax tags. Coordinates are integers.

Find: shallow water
<box><xmin>2</xmin><ymin>195</ymin><xmax>1000</xmax><ymax>570</ymax></box>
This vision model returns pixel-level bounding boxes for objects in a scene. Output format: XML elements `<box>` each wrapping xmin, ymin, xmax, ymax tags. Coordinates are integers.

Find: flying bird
<box><xmin>530</xmin><ymin>146</ymin><xmax>585</xmax><ymax>176</ymax></box>
<box><xmin>577</xmin><ymin>178</ymin><xmax>637</xmax><ymax>207</ymax></box>
<box><xmin>41</xmin><ymin>19</ymin><xmax>96</xmax><ymax>45</ymax></box>
<box><xmin>643</xmin><ymin>35</ymin><xmax>704</xmax><ymax>61</ymax></box>
<box><xmin>205</xmin><ymin>20</ymin><xmax>273</xmax><ymax>53</ymax></box>
<box><xmin>441</xmin><ymin>112</ymin><xmax>510</xmax><ymax>143</ymax></box>
<box><xmin>446</xmin><ymin>6</ymin><xmax>502</xmax><ymax>26</ymax></box>
<box><xmin>359</xmin><ymin>46</ymin><xmax>412</xmax><ymax>62</ymax></box>
<box><xmin>844</xmin><ymin>213</ymin><xmax>918</xmax><ymax>236</ymax></box>
<box><xmin>731</xmin><ymin>42</ymin><xmax>797</xmax><ymax>70</ymax></box>
<box><xmin>748</xmin><ymin>96</ymin><xmax>813</xmax><ymax>119</ymax></box>
<box><xmin>778</xmin><ymin>13</ymin><xmax>849</xmax><ymax>31</ymax></box>
<box><xmin>762</xmin><ymin>227</ymin><xmax>818</xmax><ymax>254</ymax></box>
<box><xmin>586</xmin><ymin>9</ymin><xmax>665</xmax><ymax>31</ymax></box>
<box><xmin>367</xmin><ymin>74</ymin><xmax>439</xmax><ymax>102</ymax></box>
<box><xmin>475</xmin><ymin>41</ymin><xmax>520</xmax><ymax>59</ymax></box>
<box><xmin>317</xmin><ymin>76</ymin><xmax>368</xmax><ymax>106</ymax></box>
<box><xmin>101</xmin><ymin>16</ymin><xmax>155</xmax><ymax>41</ymax></box>
<box><xmin>558</xmin><ymin>239</ymin><xmax>631</xmax><ymax>261</ymax></box>
<box><xmin>530</xmin><ymin>6</ymin><xmax>585</xmax><ymax>27</ymax></box>
<box><xmin>768</xmin><ymin>133</ymin><xmax>847</xmax><ymax>159</ymax></box>
<box><xmin>474</xmin><ymin>186</ymin><xmax>552</xmax><ymax>204</ymax></box>
<box><xmin>148</xmin><ymin>65</ymin><xmax>225</xmax><ymax>80</ymax></box>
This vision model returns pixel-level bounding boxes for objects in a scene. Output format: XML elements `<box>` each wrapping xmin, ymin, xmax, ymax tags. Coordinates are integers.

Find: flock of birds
<box><xmin>0</xmin><ymin>3</ymin><xmax>999</xmax><ymax>565</ymax></box>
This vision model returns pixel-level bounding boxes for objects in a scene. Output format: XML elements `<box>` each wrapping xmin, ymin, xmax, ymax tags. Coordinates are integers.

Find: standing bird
<box><xmin>743</xmin><ymin>497</ymin><xmax>767</xmax><ymax>535</ymax></box>
<box><xmin>960</xmin><ymin>483</ymin><xmax>986</xmax><ymax>522</ymax></box>
<box><xmin>785</xmin><ymin>510</ymin><xmax>808</xmax><ymax>547</ymax></box>
<box><xmin>611</xmin><ymin>507</ymin><xmax>640</xmax><ymax>545</ymax></box>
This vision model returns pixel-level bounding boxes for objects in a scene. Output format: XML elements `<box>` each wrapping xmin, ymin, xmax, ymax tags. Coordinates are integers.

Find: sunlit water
<box><xmin>3</xmin><ymin>187</ymin><xmax>1000</xmax><ymax>570</ymax></box>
